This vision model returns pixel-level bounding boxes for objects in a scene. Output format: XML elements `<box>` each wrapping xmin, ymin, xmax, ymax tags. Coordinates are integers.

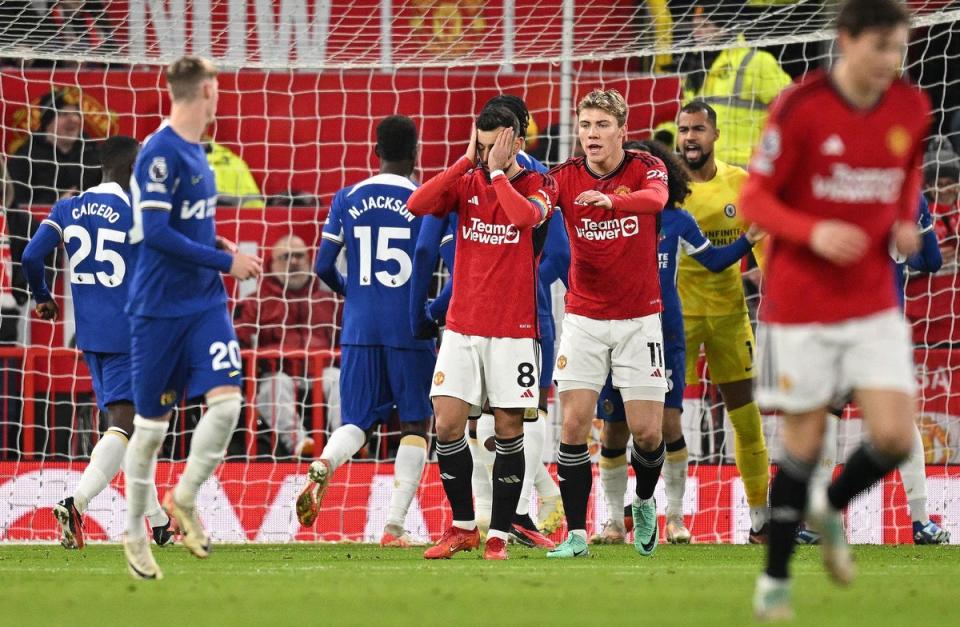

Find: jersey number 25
<box><xmin>63</xmin><ymin>226</ymin><xmax>126</xmax><ymax>288</ymax></box>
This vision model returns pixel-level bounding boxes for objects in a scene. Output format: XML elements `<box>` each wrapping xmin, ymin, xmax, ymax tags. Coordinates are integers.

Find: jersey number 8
<box><xmin>63</xmin><ymin>225</ymin><xmax>126</xmax><ymax>287</ymax></box>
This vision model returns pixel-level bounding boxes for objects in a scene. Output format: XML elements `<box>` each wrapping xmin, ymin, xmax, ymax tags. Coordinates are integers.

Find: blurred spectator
<box><xmin>679</xmin><ymin>5</ymin><xmax>792</xmax><ymax>167</ymax></box>
<box><xmin>5</xmin><ymin>88</ymin><xmax>99</xmax><ymax>324</ymax></box>
<box><xmin>235</xmin><ymin>235</ymin><xmax>341</xmax><ymax>457</ymax></box>
<box><xmin>204</xmin><ymin>138</ymin><xmax>264</xmax><ymax>208</ymax></box>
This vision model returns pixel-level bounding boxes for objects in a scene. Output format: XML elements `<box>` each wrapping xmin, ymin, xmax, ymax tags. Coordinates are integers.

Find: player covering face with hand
<box><xmin>407</xmin><ymin>106</ymin><xmax>558</xmax><ymax>560</ymax></box>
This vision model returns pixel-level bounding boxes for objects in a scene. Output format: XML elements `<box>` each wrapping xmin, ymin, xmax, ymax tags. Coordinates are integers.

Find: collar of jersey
<box><xmin>347</xmin><ymin>173</ymin><xmax>417</xmax><ymax>197</ymax></box>
<box><xmin>83</xmin><ymin>181</ymin><xmax>130</xmax><ymax>206</ymax></box>
<box><xmin>583</xmin><ymin>153</ymin><xmax>627</xmax><ymax>180</ymax></box>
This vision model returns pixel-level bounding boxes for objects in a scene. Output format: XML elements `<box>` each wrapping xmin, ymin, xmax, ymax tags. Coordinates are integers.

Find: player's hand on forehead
<box><xmin>487</xmin><ymin>127</ymin><xmax>515</xmax><ymax>172</ymax></box>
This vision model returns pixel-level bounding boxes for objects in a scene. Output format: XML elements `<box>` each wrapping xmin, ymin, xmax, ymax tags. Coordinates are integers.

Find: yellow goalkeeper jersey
<box><xmin>677</xmin><ymin>160</ymin><xmax>763</xmax><ymax>316</ymax></box>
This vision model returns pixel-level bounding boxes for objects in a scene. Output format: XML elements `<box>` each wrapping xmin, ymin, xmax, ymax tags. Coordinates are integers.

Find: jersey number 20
<box><xmin>354</xmin><ymin>226</ymin><xmax>412</xmax><ymax>287</ymax></box>
<box><xmin>63</xmin><ymin>226</ymin><xmax>126</xmax><ymax>287</ymax></box>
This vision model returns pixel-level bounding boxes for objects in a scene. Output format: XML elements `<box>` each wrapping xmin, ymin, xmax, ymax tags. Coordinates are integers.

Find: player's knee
<box><xmin>107</xmin><ymin>401</ymin><xmax>136</xmax><ymax>435</ymax></box>
<box><xmin>561</xmin><ymin>417</ymin><xmax>591</xmax><ymax>445</ymax></box>
<box><xmin>400</xmin><ymin>420</ymin><xmax>429</xmax><ymax>441</ymax></box>
<box><xmin>632</xmin><ymin>427</ymin><xmax>662</xmax><ymax>451</ymax></box>
<box><xmin>435</xmin><ymin>419</ymin><xmax>464</xmax><ymax>442</ymax></box>
<box><xmin>871</xmin><ymin>427</ymin><xmax>912</xmax><ymax>461</ymax></box>
<box><xmin>601</xmin><ymin>421</ymin><xmax>630</xmax><ymax>449</ymax></box>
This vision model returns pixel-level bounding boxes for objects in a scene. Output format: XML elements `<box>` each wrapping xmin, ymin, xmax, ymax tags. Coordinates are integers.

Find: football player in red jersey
<box><xmin>407</xmin><ymin>106</ymin><xmax>558</xmax><ymax>561</ymax></box>
<box><xmin>545</xmin><ymin>90</ymin><xmax>670</xmax><ymax>559</ymax></box>
<box><xmin>740</xmin><ymin>0</ymin><xmax>931</xmax><ymax>619</ymax></box>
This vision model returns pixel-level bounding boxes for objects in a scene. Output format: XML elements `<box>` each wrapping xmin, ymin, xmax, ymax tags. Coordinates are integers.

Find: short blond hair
<box><xmin>577</xmin><ymin>89</ymin><xmax>627</xmax><ymax>126</ymax></box>
<box><xmin>166</xmin><ymin>56</ymin><xmax>217</xmax><ymax>102</ymax></box>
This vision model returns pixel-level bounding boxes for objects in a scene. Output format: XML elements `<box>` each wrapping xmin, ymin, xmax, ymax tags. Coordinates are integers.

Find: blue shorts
<box><xmin>84</xmin><ymin>352</ymin><xmax>133</xmax><ymax>412</ymax></box>
<box><xmin>597</xmin><ymin>336</ymin><xmax>685</xmax><ymax>421</ymax></box>
<box><xmin>664</xmin><ymin>336</ymin><xmax>685</xmax><ymax>410</ymax></box>
<box><xmin>539</xmin><ymin>329</ymin><xmax>555</xmax><ymax>391</ymax></box>
<box><xmin>340</xmin><ymin>345</ymin><xmax>434</xmax><ymax>431</ymax></box>
<box><xmin>130</xmin><ymin>306</ymin><xmax>241</xmax><ymax>417</ymax></box>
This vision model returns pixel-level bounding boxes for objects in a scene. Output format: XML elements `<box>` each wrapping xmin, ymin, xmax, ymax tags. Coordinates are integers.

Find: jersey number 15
<box><xmin>354</xmin><ymin>226</ymin><xmax>412</xmax><ymax>288</ymax></box>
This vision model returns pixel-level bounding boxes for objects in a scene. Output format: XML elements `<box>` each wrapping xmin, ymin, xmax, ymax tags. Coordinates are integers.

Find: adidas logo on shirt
<box><xmin>821</xmin><ymin>134</ymin><xmax>845</xmax><ymax>156</ymax></box>
<box><xmin>651</xmin><ymin>369</ymin><xmax>663</xmax><ymax>377</ymax></box>
<box><xmin>521</xmin><ymin>389</ymin><xmax>535</xmax><ymax>398</ymax></box>
<box><xmin>468</xmin><ymin>195</ymin><xmax>480</xmax><ymax>205</ymax></box>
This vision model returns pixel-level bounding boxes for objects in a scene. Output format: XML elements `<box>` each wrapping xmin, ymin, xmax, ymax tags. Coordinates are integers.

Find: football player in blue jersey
<box><xmin>593</xmin><ymin>140</ymin><xmax>764</xmax><ymax>545</ymax></box>
<box><xmin>22</xmin><ymin>136</ymin><xmax>176</xmax><ymax>551</ymax></box>
<box><xmin>409</xmin><ymin>95</ymin><xmax>566</xmax><ymax>547</ymax></box>
<box><xmin>122</xmin><ymin>57</ymin><xmax>262</xmax><ymax>579</ymax></box>
<box><xmin>296</xmin><ymin>115</ymin><xmax>436</xmax><ymax>548</ymax></box>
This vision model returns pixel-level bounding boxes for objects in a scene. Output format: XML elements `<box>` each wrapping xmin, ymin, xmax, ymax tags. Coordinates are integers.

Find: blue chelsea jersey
<box><xmin>128</xmin><ymin>124</ymin><xmax>226</xmax><ymax>317</ymax></box>
<box><xmin>43</xmin><ymin>183</ymin><xmax>136</xmax><ymax>353</ymax></box>
<box><xmin>321</xmin><ymin>173</ymin><xmax>432</xmax><ymax>350</ymax></box>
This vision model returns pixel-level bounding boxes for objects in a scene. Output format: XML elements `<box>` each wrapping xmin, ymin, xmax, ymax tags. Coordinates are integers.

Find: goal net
<box><xmin>1</xmin><ymin>0</ymin><xmax>958</xmax><ymax>545</ymax></box>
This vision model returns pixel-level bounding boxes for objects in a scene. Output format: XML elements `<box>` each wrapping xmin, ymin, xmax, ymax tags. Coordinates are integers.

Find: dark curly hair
<box><xmin>624</xmin><ymin>139</ymin><xmax>691</xmax><ymax>210</ymax></box>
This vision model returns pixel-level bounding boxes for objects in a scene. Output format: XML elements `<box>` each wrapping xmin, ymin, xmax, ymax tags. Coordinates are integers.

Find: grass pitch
<box><xmin>0</xmin><ymin>543</ymin><xmax>957</xmax><ymax>626</ymax></box>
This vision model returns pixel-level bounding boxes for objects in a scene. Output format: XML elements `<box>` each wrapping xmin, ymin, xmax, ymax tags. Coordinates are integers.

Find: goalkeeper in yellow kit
<box><xmin>677</xmin><ymin>100</ymin><xmax>770</xmax><ymax>543</ymax></box>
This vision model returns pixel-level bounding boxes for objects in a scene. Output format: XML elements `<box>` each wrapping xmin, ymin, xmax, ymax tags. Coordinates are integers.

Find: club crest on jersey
<box><xmin>887</xmin><ymin>125</ymin><xmax>911</xmax><ymax>157</ymax></box>
<box><xmin>149</xmin><ymin>157</ymin><xmax>168</xmax><ymax>182</ymax></box>
<box><xmin>723</xmin><ymin>204</ymin><xmax>737</xmax><ymax>218</ymax></box>
<box><xmin>434</xmin><ymin>371</ymin><xmax>445</xmax><ymax>386</ymax></box>
<box><xmin>556</xmin><ymin>355</ymin><xmax>567</xmax><ymax>370</ymax></box>
<box><xmin>602</xmin><ymin>399</ymin><xmax>614</xmax><ymax>416</ymax></box>
<box><xmin>160</xmin><ymin>390</ymin><xmax>177</xmax><ymax>406</ymax></box>
<box><xmin>613</xmin><ymin>185</ymin><xmax>632</xmax><ymax>196</ymax></box>
<box><xmin>778</xmin><ymin>375</ymin><xmax>793</xmax><ymax>392</ymax></box>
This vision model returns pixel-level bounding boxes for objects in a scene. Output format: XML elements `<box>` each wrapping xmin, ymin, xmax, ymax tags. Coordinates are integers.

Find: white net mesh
<box><xmin>1</xmin><ymin>1</ymin><xmax>958</xmax><ymax>544</ymax></box>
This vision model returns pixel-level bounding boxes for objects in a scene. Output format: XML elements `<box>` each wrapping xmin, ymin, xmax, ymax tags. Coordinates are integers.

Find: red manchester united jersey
<box><xmin>743</xmin><ymin>70</ymin><xmax>931</xmax><ymax>324</ymax></box>
<box><xmin>438</xmin><ymin>167</ymin><xmax>558</xmax><ymax>339</ymax></box>
<box><xmin>551</xmin><ymin>150</ymin><xmax>668</xmax><ymax>320</ymax></box>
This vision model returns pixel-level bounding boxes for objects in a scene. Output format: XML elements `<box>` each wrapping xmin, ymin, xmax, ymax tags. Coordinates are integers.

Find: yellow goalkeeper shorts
<box><xmin>684</xmin><ymin>313</ymin><xmax>756</xmax><ymax>385</ymax></box>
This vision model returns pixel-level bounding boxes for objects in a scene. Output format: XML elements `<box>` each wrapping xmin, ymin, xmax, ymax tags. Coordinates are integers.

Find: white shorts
<box><xmin>430</xmin><ymin>330</ymin><xmax>540</xmax><ymax>410</ymax></box>
<box><xmin>554</xmin><ymin>312</ymin><xmax>668</xmax><ymax>402</ymax></box>
<box><xmin>755</xmin><ymin>309</ymin><xmax>917</xmax><ymax>414</ymax></box>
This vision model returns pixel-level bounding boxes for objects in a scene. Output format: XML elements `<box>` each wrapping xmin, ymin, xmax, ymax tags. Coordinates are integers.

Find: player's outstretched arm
<box><xmin>21</xmin><ymin>221</ymin><xmax>61</xmax><ymax>306</ymax></box>
<box><xmin>139</xmin><ymin>209</ymin><xmax>255</xmax><ymax>276</ymax></box>
<box><xmin>314</xmin><ymin>239</ymin><xmax>345</xmax><ymax>295</ymax></box>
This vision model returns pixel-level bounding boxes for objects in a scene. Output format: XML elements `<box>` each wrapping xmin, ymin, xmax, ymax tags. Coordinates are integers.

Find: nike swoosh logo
<box><xmin>229</xmin><ymin>370</ymin><xmax>240</xmax><ymax>377</ymax></box>
<box><xmin>573</xmin><ymin>548</ymin><xmax>586</xmax><ymax>556</ymax></box>
<box><xmin>192</xmin><ymin>175</ymin><xmax>203</xmax><ymax>184</ymax></box>
<box><xmin>641</xmin><ymin>532</ymin><xmax>656</xmax><ymax>553</ymax></box>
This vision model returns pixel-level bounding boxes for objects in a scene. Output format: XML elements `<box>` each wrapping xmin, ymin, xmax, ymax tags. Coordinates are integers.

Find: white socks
<box><xmin>173</xmin><ymin>393</ymin><xmax>242</xmax><ymax>507</ymax></box>
<box><xmin>319</xmin><ymin>424</ymin><xmax>367</xmax><ymax>472</ymax></box>
<box><xmin>902</xmin><ymin>421</ymin><xmax>928</xmax><ymax>523</ymax></box>
<box><xmin>473</xmin><ymin>413</ymin><xmax>496</xmax><ymax>524</ymax></box>
<box><xmin>599</xmin><ymin>452</ymin><xmax>628</xmax><ymax>525</ymax></box>
<box><xmin>515</xmin><ymin>413</ymin><xmax>546</xmax><ymax>516</ymax></box>
<box><xmin>124</xmin><ymin>417</ymin><xmax>168</xmax><ymax>539</ymax></box>
<box><xmin>74</xmin><ymin>428</ymin><xmax>127</xmax><ymax>513</ymax></box>
<box><xmin>663</xmin><ymin>447</ymin><xmax>688</xmax><ymax>519</ymax></box>
<box><xmin>386</xmin><ymin>435</ymin><xmax>427</xmax><ymax>529</ymax></box>
<box><xmin>812</xmin><ymin>413</ymin><xmax>841</xmax><ymax>490</ymax></box>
